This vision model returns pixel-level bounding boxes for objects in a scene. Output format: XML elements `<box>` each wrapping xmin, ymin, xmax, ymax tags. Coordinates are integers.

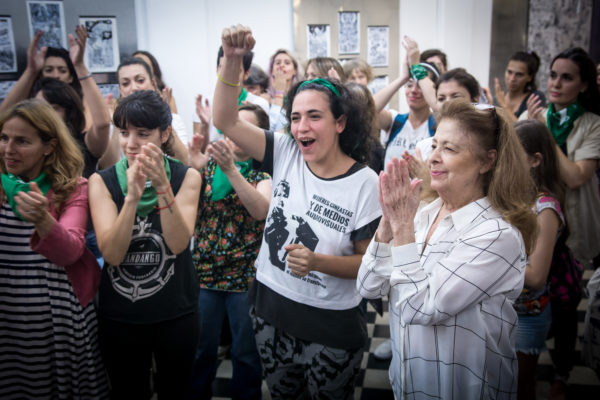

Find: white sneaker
<box><xmin>373</xmin><ymin>339</ymin><xmax>393</xmax><ymax>360</ymax></box>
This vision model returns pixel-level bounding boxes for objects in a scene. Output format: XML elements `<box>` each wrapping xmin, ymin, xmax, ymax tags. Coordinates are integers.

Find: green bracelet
<box><xmin>410</xmin><ymin>64</ymin><xmax>428</xmax><ymax>81</ymax></box>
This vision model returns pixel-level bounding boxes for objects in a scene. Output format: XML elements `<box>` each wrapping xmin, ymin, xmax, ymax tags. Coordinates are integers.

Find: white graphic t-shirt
<box><xmin>384</xmin><ymin>117</ymin><xmax>431</xmax><ymax>167</ymax></box>
<box><xmin>255</xmin><ymin>132</ymin><xmax>381</xmax><ymax>310</ymax></box>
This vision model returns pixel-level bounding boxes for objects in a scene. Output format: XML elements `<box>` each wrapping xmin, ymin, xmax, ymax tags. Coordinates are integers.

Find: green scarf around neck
<box><xmin>216</xmin><ymin>88</ymin><xmax>248</xmax><ymax>135</ymax></box>
<box><xmin>1</xmin><ymin>172</ymin><xmax>52</xmax><ymax>221</ymax></box>
<box><xmin>115</xmin><ymin>156</ymin><xmax>172</xmax><ymax>217</ymax></box>
<box><xmin>210</xmin><ymin>158</ymin><xmax>253</xmax><ymax>201</ymax></box>
<box><xmin>546</xmin><ymin>101</ymin><xmax>585</xmax><ymax>147</ymax></box>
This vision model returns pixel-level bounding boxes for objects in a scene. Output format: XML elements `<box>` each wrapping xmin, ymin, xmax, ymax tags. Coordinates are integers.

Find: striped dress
<box><xmin>0</xmin><ymin>203</ymin><xmax>109</xmax><ymax>399</ymax></box>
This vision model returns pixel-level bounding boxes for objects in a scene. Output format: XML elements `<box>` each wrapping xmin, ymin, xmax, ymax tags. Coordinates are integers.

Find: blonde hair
<box><xmin>342</xmin><ymin>58</ymin><xmax>374</xmax><ymax>83</ymax></box>
<box><xmin>305</xmin><ymin>57</ymin><xmax>346</xmax><ymax>81</ymax></box>
<box><xmin>438</xmin><ymin>100</ymin><xmax>538</xmax><ymax>254</ymax></box>
<box><xmin>0</xmin><ymin>99</ymin><xmax>84</xmax><ymax>209</ymax></box>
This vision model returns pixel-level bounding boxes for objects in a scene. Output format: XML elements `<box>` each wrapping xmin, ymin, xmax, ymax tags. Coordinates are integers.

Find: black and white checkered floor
<box><xmin>210</xmin><ymin>269</ymin><xmax>600</xmax><ymax>399</ymax></box>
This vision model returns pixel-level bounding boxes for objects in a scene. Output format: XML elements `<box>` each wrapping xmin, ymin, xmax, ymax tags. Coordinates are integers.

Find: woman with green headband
<box><xmin>520</xmin><ymin>46</ymin><xmax>600</xmax><ymax>399</ymax></box>
<box><xmin>0</xmin><ymin>99</ymin><xmax>109</xmax><ymax>398</ymax></box>
<box><xmin>214</xmin><ymin>25</ymin><xmax>381</xmax><ymax>399</ymax></box>
<box><xmin>88</xmin><ymin>90</ymin><xmax>201</xmax><ymax>399</ymax></box>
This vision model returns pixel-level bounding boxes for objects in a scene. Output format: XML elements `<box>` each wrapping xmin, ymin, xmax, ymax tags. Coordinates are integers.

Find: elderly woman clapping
<box><xmin>358</xmin><ymin>100</ymin><xmax>537</xmax><ymax>399</ymax></box>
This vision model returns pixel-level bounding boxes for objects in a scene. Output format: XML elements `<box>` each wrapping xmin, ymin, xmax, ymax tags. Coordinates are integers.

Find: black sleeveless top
<box><xmin>75</xmin><ymin>133</ymin><xmax>99</xmax><ymax>179</ymax></box>
<box><xmin>97</xmin><ymin>160</ymin><xmax>198</xmax><ymax>324</ymax></box>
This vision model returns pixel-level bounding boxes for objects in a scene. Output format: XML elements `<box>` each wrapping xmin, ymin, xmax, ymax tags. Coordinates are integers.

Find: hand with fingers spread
<box><xmin>284</xmin><ymin>243</ymin><xmax>316</xmax><ymax>277</ymax></box>
<box><xmin>207</xmin><ymin>139</ymin><xmax>236</xmax><ymax>174</ymax></box>
<box><xmin>526</xmin><ymin>94</ymin><xmax>545</xmax><ymax>122</ymax></box>
<box><xmin>221</xmin><ymin>25</ymin><xmax>255</xmax><ymax>57</ymax></box>
<box><xmin>195</xmin><ymin>94</ymin><xmax>211</xmax><ymax>125</ymax></box>
<box><xmin>380</xmin><ymin>158</ymin><xmax>422</xmax><ymax>245</ymax></box>
<box><xmin>136</xmin><ymin>143</ymin><xmax>170</xmax><ymax>193</ymax></box>
<box><xmin>27</xmin><ymin>31</ymin><xmax>47</xmax><ymax>74</ymax></box>
<box><xmin>69</xmin><ymin>25</ymin><xmax>88</xmax><ymax>68</ymax></box>
<box><xmin>188</xmin><ymin>133</ymin><xmax>209</xmax><ymax>171</ymax></box>
<box><xmin>14</xmin><ymin>182</ymin><xmax>51</xmax><ymax>225</ymax></box>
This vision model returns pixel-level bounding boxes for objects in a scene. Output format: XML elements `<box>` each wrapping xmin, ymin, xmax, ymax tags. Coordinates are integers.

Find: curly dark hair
<box><xmin>284</xmin><ymin>78</ymin><xmax>370</xmax><ymax>163</ymax></box>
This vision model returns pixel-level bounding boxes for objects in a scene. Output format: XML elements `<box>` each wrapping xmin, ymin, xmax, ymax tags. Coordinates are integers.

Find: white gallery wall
<box><xmin>135</xmin><ymin>0</ymin><xmax>492</xmax><ymax>134</ymax></box>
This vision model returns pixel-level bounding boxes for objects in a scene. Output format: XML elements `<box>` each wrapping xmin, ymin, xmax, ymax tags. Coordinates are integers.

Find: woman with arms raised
<box><xmin>358</xmin><ymin>100</ymin><xmax>537</xmax><ymax>399</ymax></box>
<box><xmin>214</xmin><ymin>25</ymin><xmax>381</xmax><ymax>399</ymax></box>
<box><xmin>88</xmin><ymin>90</ymin><xmax>201</xmax><ymax>399</ymax></box>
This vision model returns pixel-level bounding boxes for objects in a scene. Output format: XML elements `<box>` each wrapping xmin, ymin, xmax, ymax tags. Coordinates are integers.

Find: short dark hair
<box><xmin>239</xmin><ymin>103</ymin><xmax>270</xmax><ymax>130</ymax></box>
<box><xmin>217</xmin><ymin>46</ymin><xmax>253</xmax><ymax>72</ymax></box>
<box><xmin>44</xmin><ymin>47</ymin><xmax>83</xmax><ymax>99</ymax></box>
<box><xmin>420</xmin><ymin>49</ymin><xmax>448</xmax><ymax>69</ymax></box>
<box><xmin>113</xmin><ymin>90</ymin><xmax>171</xmax><ymax>132</ymax></box>
<box><xmin>33</xmin><ymin>77</ymin><xmax>85</xmax><ymax>136</ymax></box>
<box><xmin>243</xmin><ymin>64</ymin><xmax>269</xmax><ymax>92</ymax></box>
<box><xmin>508</xmin><ymin>51</ymin><xmax>541</xmax><ymax>91</ymax></box>
<box><xmin>435</xmin><ymin>68</ymin><xmax>480</xmax><ymax>102</ymax></box>
<box><xmin>132</xmin><ymin>50</ymin><xmax>166</xmax><ymax>91</ymax></box>
<box><xmin>118</xmin><ymin>57</ymin><xmax>155</xmax><ymax>80</ymax></box>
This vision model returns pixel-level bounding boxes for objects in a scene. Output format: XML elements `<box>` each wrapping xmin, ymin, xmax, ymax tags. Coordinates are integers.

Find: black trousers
<box><xmin>99</xmin><ymin>311</ymin><xmax>200</xmax><ymax>400</ymax></box>
<box><xmin>548</xmin><ymin>298</ymin><xmax>579</xmax><ymax>378</ymax></box>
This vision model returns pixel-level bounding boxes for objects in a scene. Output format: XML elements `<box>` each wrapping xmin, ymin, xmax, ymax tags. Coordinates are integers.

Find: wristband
<box><xmin>155</xmin><ymin>197</ymin><xmax>176</xmax><ymax>213</ymax></box>
<box><xmin>155</xmin><ymin>183</ymin><xmax>171</xmax><ymax>195</ymax></box>
<box><xmin>78</xmin><ymin>73</ymin><xmax>93</xmax><ymax>81</ymax></box>
<box><xmin>217</xmin><ymin>72</ymin><xmax>240</xmax><ymax>87</ymax></box>
<box><xmin>410</xmin><ymin>64</ymin><xmax>428</xmax><ymax>81</ymax></box>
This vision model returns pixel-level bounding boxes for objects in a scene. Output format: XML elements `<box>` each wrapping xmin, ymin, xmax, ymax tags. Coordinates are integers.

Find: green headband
<box><xmin>297</xmin><ymin>78</ymin><xmax>341</xmax><ymax>97</ymax></box>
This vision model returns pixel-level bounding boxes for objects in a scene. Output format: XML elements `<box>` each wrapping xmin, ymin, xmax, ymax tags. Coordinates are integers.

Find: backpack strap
<box><xmin>386</xmin><ymin>113</ymin><xmax>409</xmax><ymax>150</ymax></box>
<box><xmin>427</xmin><ymin>114</ymin><xmax>437</xmax><ymax>136</ymax></box>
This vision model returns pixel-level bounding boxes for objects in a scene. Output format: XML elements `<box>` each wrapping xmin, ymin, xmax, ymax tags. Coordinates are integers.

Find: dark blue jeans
<box><xmin>190</xmin><ymin>289</ymin><xmax>262</xmax><ymax>400</ymax></box>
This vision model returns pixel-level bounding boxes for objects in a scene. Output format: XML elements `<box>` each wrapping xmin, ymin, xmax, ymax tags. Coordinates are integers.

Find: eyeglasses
<box><xmin>473</xmin><ymin>103</ymin><xmax>500</xmax><ymax>141</ymax></box>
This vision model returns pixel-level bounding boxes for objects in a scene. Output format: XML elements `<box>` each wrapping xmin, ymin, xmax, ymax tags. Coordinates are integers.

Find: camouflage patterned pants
<box><xmin>250</xmin><ymin>307</ymin><xmax>363</xmax><ymax>400</ymax></box>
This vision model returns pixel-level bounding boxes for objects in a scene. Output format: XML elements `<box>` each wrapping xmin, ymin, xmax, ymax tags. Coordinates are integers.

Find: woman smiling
<box><xmin>358</xmin><ymin>100</ymin><xmax>537</xmax><ymax>399</ymax></box>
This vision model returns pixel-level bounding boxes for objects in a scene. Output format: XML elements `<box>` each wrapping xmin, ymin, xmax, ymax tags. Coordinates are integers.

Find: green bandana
<box><xmin>1</xmin><ymin>172</ymin><xmax>52</xmax><ymax>221</ymax></box>
<box><xmin>115</xmin><ymin>156</ymin><xmax>172</xmax><ymax>218</ymax></box>
<box><xmin>217</xmin><ymin>88</ymin><xmax>248</xmax><ymax>135</ymax></box>
<box><xmin>546</xmin><ymin>102</ymin><xmax>585</xmax><ymax>147</ymax></box>
<box><xmin>210</xmin><ymin>159</ymin><xmax>253</xmax><ymax>201</ymax></box>
<box><xmin>298</xmin><ymin>78</ymin><xmax>340</xmax><ymax>97</ymax></box>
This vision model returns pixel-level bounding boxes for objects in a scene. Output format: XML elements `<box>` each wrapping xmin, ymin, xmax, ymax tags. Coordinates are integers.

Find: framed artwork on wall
<box><xmin>338</xmin><ymin>11</ymin><xmax>360</xmax><ymax>54</ymax></box>
<box><xmin>27</xmin><ymin>1</ymin><xmax>67</xmax><ymax>48</ymax></box>
<box><xmin>79</xmin><ymin>17</ymin><xmax>120</xmax><ymax>72</ymax></box>
<box><xmin>307</xmin><ymin>24</ymin><xmax>330</xmax><ymax>59</ymax></box>
<box><xmin>0</xmin><ymin>17</ymin><xmax>17</xmax><ymax>73</ymax></box>
<box><xmin>367</xmin><ymin>26</ymin><xmax>389</xmax><ymax>67</ymax></box>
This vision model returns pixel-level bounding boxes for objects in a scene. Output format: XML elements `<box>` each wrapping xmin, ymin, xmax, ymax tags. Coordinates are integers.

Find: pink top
<box><xmin>29</xmin><ymin>178</ymin><xmax>100</xmax><ymax>307</ymax></box>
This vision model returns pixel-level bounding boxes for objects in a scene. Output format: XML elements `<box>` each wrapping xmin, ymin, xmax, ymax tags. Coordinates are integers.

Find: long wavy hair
<box><xmin>284</xmin><ymin>78</ymin><xmax>370</xmax><ymax>163</ymax></box>
<box><xmin>439</xmin><ymin>100</ymin><xmax>538</xmax><ymax>254</ymax></box>
<box><xmin>33</xmin><ymin>77</ymin><xmax>86</xmax><ymax>137</ymax></box>
<box><xmin>0</xmin><ymin>99</ymin><xmax>84</xmax><ymax>210</ymax></box>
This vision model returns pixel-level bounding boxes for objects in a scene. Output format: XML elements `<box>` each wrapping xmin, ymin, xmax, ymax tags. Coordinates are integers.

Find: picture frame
<box><xmin>0</xmin><ymin>17</ymin><xmax>17</xmax><ymax>73</ymax></box>
<box><xmin>367</xmin><ymin>26</ymin><xmax>389</xmax><ymax>67</ymax></box>
<box><xmin>79</xmin><ymin>17</ymin><xmax>120</xmax><ymax>73</ymax></box>
<box><xmin>338</xmin><ymin>11</ymin><xmax>360</xmax><ymax>55</ymax></box>
<box><xmin>307</xmin><ymin>24</ymin><xmax>330</xmax><ymax>59</ymax></box>
<box><xmin>27</xmin><ymin>1</ymin><xmax>67</xmax><ymax>49</ymax></box>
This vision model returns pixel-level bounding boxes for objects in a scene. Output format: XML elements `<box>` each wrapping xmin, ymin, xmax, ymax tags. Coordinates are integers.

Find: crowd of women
<box><xmin>0</xmin><ymin>21</ymin><xmax>599</xmax><ymax>400</ymax></box>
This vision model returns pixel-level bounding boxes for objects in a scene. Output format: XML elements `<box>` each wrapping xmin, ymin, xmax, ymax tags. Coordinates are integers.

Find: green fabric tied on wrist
<box><xmin>1</xmin><ymin>172</ymin><xmax>52</xmax><ymax>221</ymax></box>
<box><xmin>410</xmin><ymin>64</ymin><xmax>428</xmax><ymax>81</ymax></box>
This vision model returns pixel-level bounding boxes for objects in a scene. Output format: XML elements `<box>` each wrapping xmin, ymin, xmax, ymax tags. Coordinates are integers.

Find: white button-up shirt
<box><xmin>357</xmin><ymin>197</ymin><xmax>526</xmax><ymax>399</ymax></box>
